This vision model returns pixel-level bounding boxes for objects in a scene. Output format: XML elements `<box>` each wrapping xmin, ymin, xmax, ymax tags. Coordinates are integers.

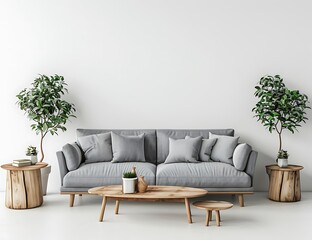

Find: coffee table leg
<box><xmin>184</xmin><ymin>198</ymin><xmax>192</xmax><ymax>224</ymax></box>
<box><xmin>215</xmin><ymin>210</ymin><xmax>221</xmax><ymax>226</ymax></box>
<box><xmin>205</xmin><ymin>210</ymin><xmax>210</xmax><ymax>226</ymax></box>
<box><xmin>115</xmin><ymin>200</ymin><xmax>120</xmax><ymax>214</ymax></box>
<box><xmin>99</xmin><ymin>196</ymin><xmax>107</xmax><ymax>222</ymax></box>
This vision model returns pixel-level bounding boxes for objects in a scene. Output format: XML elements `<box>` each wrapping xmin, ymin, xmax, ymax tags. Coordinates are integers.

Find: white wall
<box><xmin>1</xmin><ymin>0</ymin><xmax>311</xmax><ymax>193</ymax></box>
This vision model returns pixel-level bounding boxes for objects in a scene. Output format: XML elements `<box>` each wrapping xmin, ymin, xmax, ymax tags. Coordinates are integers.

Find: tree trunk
<box><xmin>39</xmin><ymin>132</ymin><xmax>44</xmax><ymax>162</ymax></box>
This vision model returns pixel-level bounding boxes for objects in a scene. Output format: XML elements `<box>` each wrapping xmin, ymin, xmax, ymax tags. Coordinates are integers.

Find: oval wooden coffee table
<box><xmin>88</xmin><ymin>185</ymin><xmax>208</xmax><ymax>223</ymax></box>
<box><xmin>193</xmin><ymin>201</ymin><xmax>233</xmax><ymax>226</ymax></box>
<box><xmin>1</xmin><ymin>162</ymin><xmax>48</xmax><ymax>209</ymax></box>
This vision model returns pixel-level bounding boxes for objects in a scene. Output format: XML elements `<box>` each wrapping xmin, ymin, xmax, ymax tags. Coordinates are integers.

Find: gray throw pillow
<box><xmin>62</xmin><ymin>142</ymin><xmax>82</xmax><ymax>171</ymax></box>
<box><xmin>185</xmin><ymin>136</ymin><xmax>217</xmax><ymax>162</ymax></box>
<box><xmin>164</xmin><ymin>136</ymin><xmax>202</xmax><ymax>164</ymax></box>
<box><xmin>77</xmin><ymin>132</ymin><xmax>112</xmax><ymax>163</ymax></box>
<box><xmin>209</xmin><ymin>132</ymin><xmax>239</xmax><ymax>165</ymax></box>
<box><xmin>111</xmin><ymin>132</ymin><xmax>146</xmax><ymax>163</ymax></box>
<box><xmin>233</xmin><ymin>143</ymin><xmax>252</xmax><ymax>171</ymax></box>
<box><xmin>202</xmin><ymin>138</ymin><xmax>217</xmax><ymax>161</ymax></box>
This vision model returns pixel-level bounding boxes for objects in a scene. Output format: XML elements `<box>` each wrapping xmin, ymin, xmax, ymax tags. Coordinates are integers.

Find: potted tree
<box><xmin>252</xmin><ymin>75</ymin><xmax>310</xmax><ymax>167</ymax></box>
<box><xmin>26</xmin><ymin>145</ymin><xmax>38</xmax><ymax>165</ymax></box>
<box><xmin>16</xmin><ymin>74</ymin><xmax>76</xmax><ymax>194</ymax></box>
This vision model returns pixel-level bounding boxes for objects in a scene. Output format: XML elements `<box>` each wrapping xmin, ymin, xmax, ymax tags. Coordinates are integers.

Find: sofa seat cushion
<box><xmin>63</xmin><ymin>162</ymin><xmax>156</xmax><ymax>188</ymax></box>
<box><xmin>156</xmin><ymin>162</ymin><xmax>251</xmax><ymax>188</ymax></box>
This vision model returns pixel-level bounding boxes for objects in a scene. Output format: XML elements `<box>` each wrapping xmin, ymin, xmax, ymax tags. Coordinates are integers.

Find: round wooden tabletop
<box><xmin>88</xmin><ymin>185</ymin><xmax>208</xmax><ymax>199</ymax></box>
<box><xmin>1</xmin><ymin>162</ymin><xmax>48</xmax><ymax>171</ymax></box>
<box><xmin>265</xmin><ymin>164</ymin><xmax>303</xmax><ymax>172</ymax></box>
<box><xmin>193</xmin><ymin>200</ymin><xmax>233</xmax><ymax>210</ymax></box>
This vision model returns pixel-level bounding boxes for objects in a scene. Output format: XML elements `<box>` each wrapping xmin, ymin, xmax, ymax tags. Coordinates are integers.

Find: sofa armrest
<box><xmin>56</xmin><ymin>151</ymin><xmax>69</xmax><ymax>186</ymax></box>
<box><xmin>245</xmin><ymin>150</ymin><xmax>258</xmax><ymax>185</ymax></box>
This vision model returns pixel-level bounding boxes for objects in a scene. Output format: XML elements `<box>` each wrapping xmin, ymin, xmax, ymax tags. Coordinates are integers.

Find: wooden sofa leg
<box><xmin>238</xmin><ymin>194</ymin><xmax>244</xmax><ymax>207</ymax></box>
<box><xmin>69</xmin><ymin>194</ymin><xmax>75</xmax><ymax>207</ymax></box>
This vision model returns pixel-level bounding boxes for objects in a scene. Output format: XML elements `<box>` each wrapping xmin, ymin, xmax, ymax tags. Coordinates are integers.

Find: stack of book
<box><xmin>12</xmin><ymin>159</ymin><xmax>32</xmax><ymax>167</ymax></box>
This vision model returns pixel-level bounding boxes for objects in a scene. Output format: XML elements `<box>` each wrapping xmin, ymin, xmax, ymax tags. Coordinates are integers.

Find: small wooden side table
<box><xmin>266</xmin><ymin>164</ymin><xmax>303</xmax><ymax>202</ymax></box>
<box><xmin>1</xmin><ymin>162</ymin><xmax>48</xmax><ymax>209</ymax></box>
<box><xmin>192</xmin><ymin>201</ymin><xmax>233</xmax><ymax>226</ymax></box>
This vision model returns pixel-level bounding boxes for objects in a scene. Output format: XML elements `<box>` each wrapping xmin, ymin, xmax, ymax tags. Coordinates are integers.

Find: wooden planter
<box><xmin>266</xmin><ymin>164</ymin><xmax>303</xmax><ymax>202</ymax></box>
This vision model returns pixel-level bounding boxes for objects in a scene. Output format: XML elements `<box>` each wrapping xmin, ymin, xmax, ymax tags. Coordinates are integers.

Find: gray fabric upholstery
<box><xmin>77</xmin><ymin>129</ymin><xmax>156</xmax><ymax>164</ymax></box>
<box><xmin>111</xmin><ymin>132</ymin><xmax>146</xmax><ymax>163</ymax></box>
<box><xmin>164</xmin><ymin>136</ymin><xmax>202</xmax><ymax>164</ymax></box>
<box><xmin>209</xmin><ymin>133</ymin><xmax>239</xmax><ymax>165</ymax></box>
<box><xmin>56</xmin><ymin>151</ymin><xmax>69</xmax><ymax>185</ymax></box>
<box><xmin>185</xmin><ymin>136</ymin><xmax>216</xmax><ymax>162</ymax></box>
<box><xmin>201</xmin><ymin>138</ymin><xmax>217</xmax><ymax>162</ymax></box>
<box><xmin>233</xmin><ymin>143</ymin><xmax>252</xmax><ymax>171</ymax></box>
<box><xmin>58</xmin><ymin>129</ymin><xmax>258</xmax><ymax>194</ymax></box>
<box><xmin>245</xmin><ymin>150</ymin><xmax>258</xmax><ymax>184</ymax></box>
<box><xmin>62</xmin><ymin>143</ymin><xmax>82</xmax><ymax>171</ymax></box>
<box><xmin>156</xmin><ymin>129</ymin><xmax>234</xmax><ymax>164</ymax></box>
<box><xmin>77</xmin><ymin>132</ymin><xmax>112</xmax><ymax>163</ymax></box>
<box><xmin>156</xmin><ymin>162</ymin><xmax>251</xmax><ymax>188</ymax></box>
<box><xmin>63</xmin><ymin>162</ymin><xmax>156</xmax><ymax>188</ymax></box>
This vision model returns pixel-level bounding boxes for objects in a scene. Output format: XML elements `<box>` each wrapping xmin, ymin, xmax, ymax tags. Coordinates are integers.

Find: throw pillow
<box><xmin>111</xmin><ymin>132</ymin><xmax>146</xmax><ymax>163</ymax></box>
<box><xmin>164</xmin><ymin>136</ymin><xmax>202</xmax><ymax>164</ymax></box>
<box><xmin>77</xmin><ymin>132</ymin><xmax>112</xmax><ymax>163</ymax></box>
<box><xmin>202</xmin><ymin>138</ymin><xmax>217</xmax><ymax>161</ymax></box>
<box><xmin>209</xmin><ymin>132</ymin><xmax>239</xmax><ymax>165</ymax></box>
<box><xmin>62</xmin><ymin>142</ymin><xmax>82</xmax><ymax>171</ymax></box>
<box><xmin>185</xmin><ymin>136</ymin><xmax>217</xmax><ymax>162</ymax></box>
<box><xmin>233</xmin><ymin>143</ymin><xmax>252</xmax><ymax>171</ymax></box>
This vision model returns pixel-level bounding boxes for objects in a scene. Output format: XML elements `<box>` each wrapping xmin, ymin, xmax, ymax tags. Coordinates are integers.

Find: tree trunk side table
<box><xmin>265</xmin><ymin>164</ymin><xmax>303</xmax><ymax>202</ymax></box>
<box><xmin>1</xmin><ymin>162</ymin><xmax>48</xmax><ymax>209</ymax></box>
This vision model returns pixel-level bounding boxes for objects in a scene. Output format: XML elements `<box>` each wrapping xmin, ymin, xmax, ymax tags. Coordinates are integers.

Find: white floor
<box><xmin>0</xmin><ymin>192</ymin><xmax>311</xmax><ymax>240</ymax></box>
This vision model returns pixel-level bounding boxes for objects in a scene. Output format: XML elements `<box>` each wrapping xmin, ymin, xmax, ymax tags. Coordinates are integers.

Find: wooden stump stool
<box><xmin>1</xmin><ymin>162</ymin><xmax>48</xmax><ymax>209</ymax></box>
<box><xmin>193</xmin><ymin>201</ymin><xmax>233</xmax><ymax>226</ymax></box>
<box><xmin>266</xmin><ymin>164</ymin><xmax>303</xmax><ymax>202</ymax></box>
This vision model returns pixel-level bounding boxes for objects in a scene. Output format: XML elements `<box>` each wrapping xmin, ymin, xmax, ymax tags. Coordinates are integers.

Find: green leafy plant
<box><xmin>123</xmin><ymin>172</ymin><xmax>137</xmax><ymax>178</ymax></box>
<box><xmin>277</xmin><ymin>150</ymin><xmax>289</xmax><ymax>159</ymax></box>
<box><xmin>252</xmin><ymin>75</ymin><xmax>310</xmax><ymax>156</ymax></box>
<box><xmin>26</xmin><ymin>146</ymin><xmax>38</xmax><ymax>156</ymax></box>
<box><xmin>16</xmin><ymin>74</ymin><xmax>76</xmax><ymax>162</ymax></box>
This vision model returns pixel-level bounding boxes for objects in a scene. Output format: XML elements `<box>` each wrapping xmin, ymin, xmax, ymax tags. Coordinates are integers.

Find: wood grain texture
<box><xmin>266</xmin><ymin>164</ymin><xmax>303</xmax><ymax>202</ymax></box>
<box><xmin>1</xmin><ymin>162</ymin><xmax>48</xmax><ymax>171</ymax></box>
<box><xmin>2</xmin><ymin>167</ymin><xmax>44</xmax><ymax>209</ymax></box>
<box><xmin>88</xmin><ymin>185</ymin><xmax>208</xmax><ymax>199</ymax></box>
<box><xmin>89</xmin><ymin>185</ymin><xmax>207</xmax><ymax>224</ymax></box>
<box><xmin>69</xmin><ymin>194</ymin><xmax>75</xmax><ymax>207</ymax></box>
<box><xmin>192</xmin><ymin>201</ymin><xmax>233</xmax><ymax>210</ymax></box>
<box><xmin>193</xmin><ymin>201</ymin><xmax>232</xmax><ymax>227</ymax></box>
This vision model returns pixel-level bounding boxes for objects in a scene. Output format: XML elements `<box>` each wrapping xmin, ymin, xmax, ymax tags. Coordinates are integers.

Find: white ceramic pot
<box><xmin>278</xmin><ymin>158</ymin><xmax>288</xmax><ymax>168</ymax></box>
<box><xmin>122</xmin><ymin>177</ymin><xmax>137</xmax><ymax>194</ymax></box>
<box><xmin>30</xmin><ymin>155</ymin><xmax>38</xmax><ymax>165</ymax></box>
<box><xmin>41</xmin><ymin>165</ymin><xmax>51</xmax><ymax>195</ymax></box>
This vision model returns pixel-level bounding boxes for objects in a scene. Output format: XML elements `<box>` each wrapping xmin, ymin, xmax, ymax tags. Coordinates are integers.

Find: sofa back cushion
<box><xmin>156</xmin><ymin>129</ymin><xmax>234</xmax><ymax>164</ymax></box>
<box><xmin>76</xmin><ymin>129</ymin><xmax>157</xmax><ymax>164</ymax></box>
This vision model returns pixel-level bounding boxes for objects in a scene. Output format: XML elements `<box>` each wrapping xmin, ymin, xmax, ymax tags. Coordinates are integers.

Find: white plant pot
<box><xmin>30</xmin><ymin>155</ymin><xmax>38</xmax><ymax>165</ymax></box>
<box><xmin>278</xmin><ymin>158</ymin><xmax>288</xmax><ymax>168</ymax></box>
<box><xmin>122</xmin><ymin>177</ymin><xmax>137</xmax><ymax>194</ymax></box>
<box><xmin>41</xmin><ymin>165</ymin><xmax>51</xmax><ymax>195</ymax></box>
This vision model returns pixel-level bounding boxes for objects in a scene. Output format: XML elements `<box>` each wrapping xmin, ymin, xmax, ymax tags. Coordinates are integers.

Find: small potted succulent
<box><xmin>277</xmin><ymin>150</ymin><xmax>289</xmax><ymax>168</ymax></box>
<box><xmin>26</xmin><ymin>146</ymin><xmax>38</xmax><ymax>164</ymax></box>
<box><xmin>122</xmin><ymin>172</ymin><xmax>137</xmax><ymax>194</ymax></box>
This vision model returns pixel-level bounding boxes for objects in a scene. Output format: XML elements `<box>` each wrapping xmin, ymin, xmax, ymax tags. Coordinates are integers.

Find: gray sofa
<box><xmin>57</xmin><ymin>129</ymin><xmax>258</xmax><ymax>207</ymax></box>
